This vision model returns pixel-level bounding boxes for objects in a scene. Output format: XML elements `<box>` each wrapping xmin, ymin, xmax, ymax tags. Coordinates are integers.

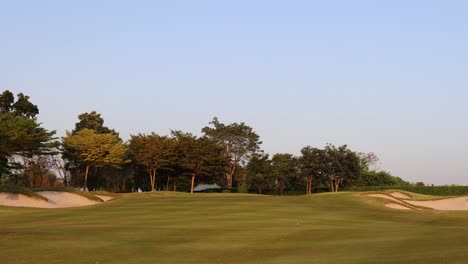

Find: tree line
<box><xmin>0</xmin><ymin>90</ymin><xmax>413</xmax><ymax>193</ymax></box>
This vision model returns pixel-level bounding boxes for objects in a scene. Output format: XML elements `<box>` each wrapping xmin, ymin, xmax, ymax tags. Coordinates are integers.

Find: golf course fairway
<box><xmin>1</xmin><ymin>192</ymin><xmax>467</xmax><ymax>263</ymax></box>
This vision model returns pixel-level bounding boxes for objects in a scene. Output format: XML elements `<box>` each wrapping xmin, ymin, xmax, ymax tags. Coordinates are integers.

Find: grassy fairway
<box><xmin>1</xmin><ymin>192</ymin><xmax>467</xmax><ymax>264</ymax></box>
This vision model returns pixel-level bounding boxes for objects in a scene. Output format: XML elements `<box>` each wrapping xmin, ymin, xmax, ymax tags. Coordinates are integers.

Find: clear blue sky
<box><xmin>1</xmin><ymin>1</ymin><xmax>467</xmax><ymax>185</ymax></box>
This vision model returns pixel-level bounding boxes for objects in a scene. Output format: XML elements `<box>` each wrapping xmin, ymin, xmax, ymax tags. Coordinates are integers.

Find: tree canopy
<box><xmin>129</xmin><ymin>133</ymin><xmax>176</xmax><ymax>192</ymax></box>
<box><xmin>62</xmin><ymin>129</ymin><xmax>128</xmax><ymax>190</ymax></box>
<box><xmin>202</xmin><ymin>117</ymin><xmax>261</xmax><ymax>188</ymax></box>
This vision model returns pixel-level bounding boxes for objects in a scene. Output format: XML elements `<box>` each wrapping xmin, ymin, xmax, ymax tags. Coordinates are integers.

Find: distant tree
<box><xmin>0</xmin><ymin>90</ymin><xmax>38</xmax><ymax>118</ymax></box>
<box><xmin>173</xmin><ymin>131</ymin><xmax>226</xmax><ymax>193</ymax></box>
<box><xmin>62</xmin><ymin>129</ymin><xmax>128</xmax><ymax>191</ymax></box>
<box><xmin>128</xmin><ymin>133</ymin><xmax>176</xmax><ymax>192</ymax></box>
<box><xmin>0</xmin><ymin>90</ymin><xmax>14</xmax><ymax>113</ymax></box>
<box><xmin>22</xmin><ymin>156</ymin><xmax>57</xmax><ymax>188</ymax></box>
<box><xmin>271</xmin><ymin>153</ymin><xmax>298</xmax><ymax>195</ymax></box>
<box><xmin>12</xmin><ymin>93</ymin><xmax>39</xmax><ymax>118</ymax></box>
<box><xmin>323</xmin><ymin>144</ymin><xmax>362</xmax><ymax>192</ymax></box>
<box><xmin>299</xmin><ymin>147</ymin><xmax>324</xmax><ymax>195</ymax></box>
<box><xmin>246</xmin><ymin>153</ymin><xmax>272</xmax><ymax>194</ymax></box>
<box><xmin>353</xmin><ymin>170</ymin><xmax>410</xmax><ymax>186</ymax></box>
<box><xmin>358</xmin><ymin>152</ymin><xmax>380</xmax><ymax>171</ymax></box>
<box><xmin>202</xmin><ymin>117</ymin><xmax>261</xmax><ymax>188</ymax></box>
<box><xmin>72</xmin><ymin>111</ymin><xmax>117</xmax><ymax>135</ymax></box>
<box><xmin>50</xmin><ymin>154</ymin><xmax>71</xmax><ymax>186</ymax></box>
<box><xmin>0</xmin><ymin>112</ymin><xmax>57</xmax><ymax>182</ymax></box>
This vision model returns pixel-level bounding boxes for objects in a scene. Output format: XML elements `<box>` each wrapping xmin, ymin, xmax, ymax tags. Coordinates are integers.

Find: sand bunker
<box><xmin>367</xmin><ymin>194</ymin><xmax>403</xmax><ymax>204</ymax></box>
<box><xmin>95</xmin><ymin>195</ymin><xmax>114</xmax><ymax>201</ymax></box>
<box><xmin>366</xmin><ymin>192</ymin><xmax>468</xmax><ymax>211</ymax></box>
<box><xmin>385</xmin><ymin>203</ymin><xmax>411</xmax><ymax>210</ymax></box>
<box><xmin>404</xmin><ymin>196</ymin><xmax>468</xmax><ymax>211</ymax></box>
<box><xmin>390</xmin><ymin>192</ymin><xmax>411</xmax><ymax>199</ymax></box>
<box><xmin>0</xmin><ymin>192</ymin><xmax>50</xmax><ymax>208</ymax></box>
<box><xmin>0</xmin><ymin>191</ymin><xmax>105</xmax><ymax>208</ymax></box>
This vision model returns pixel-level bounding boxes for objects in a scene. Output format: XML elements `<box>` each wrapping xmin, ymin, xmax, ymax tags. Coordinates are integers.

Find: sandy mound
<box><xmin>0</xmin><ymin>191</ymin><xmax>105</xmax><ymax>208</ymax></box>
<box><xmin>0</xmin><ymin>192</ymin><xmax>50</xmax><ymax>208</ymax></box>
<box><xmin>367</xmin><ymin>194</ymin><xmax>403</xmax><ymax>204</ymax></box>
<box><xmin>404</xmin><ymin>196</ymin><xmax>468</xmax><ymax>211</ymax></box>
<box><xmin>37</xmin><ymin>191</ymin><xmax>100</xmax><ymax>208</ymax></box>
<box><xmin>385</xmin><ymin>203</ymin><xmax>412</xmax><ymax>210</ymax></box>
<box><xmin>95</xmin><ymin>195</ymin><xmax>114</xmax><ymax>201</ymax></box>
<box><xmin>390</xmin><ymin>192</ymin><xmax>411</xmax><ymax>199</ymax></box>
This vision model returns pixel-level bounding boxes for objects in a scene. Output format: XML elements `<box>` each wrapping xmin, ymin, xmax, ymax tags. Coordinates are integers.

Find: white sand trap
<box><xmin>404</xmin><ymin>196</ymin><xmax>468</xmax><ymax>211</ymax></box>
<box><xmin>385</xmin><ymin>203</ymin><xmax>412</xmax><ymax>210</ymax></box>
<box><xmin>0</xmin><ymin>191</ymin><xmax>103</xmax><ymax>208</ymax></box>
<box><xmin>37</xmin><ymin>191</ymin><xmax>100</xmax><ymax>208</ymax></box>
<box><xmin>367</xmin><ymin>194</ymin><xmax>403</xmax><ymax>204</ymax></box>
<box><xmin>95</xmin><ymin>195</ymin><xmax>114</xmax><ymax>201</ymax></box>
<box><xmin>0</xmin><ymin>192</ymin><xmax>50</xmax><ymax>208</ymax></box>
<box><xmin>389</xmin><ymin>192</ymin><xmax>411</xmax><ymax>199</ymax></box>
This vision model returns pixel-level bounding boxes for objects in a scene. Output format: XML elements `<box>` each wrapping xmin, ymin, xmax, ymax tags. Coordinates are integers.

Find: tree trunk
<box><xmin>226</xmin><ymin>162</ymin><xmax>237</xmax><ymax>188</ymax></box>
<box><xmin>84</xmin><ymin>165</ymin><xmax>90</xmax><ymax>191</ymax></box>
<box><xmin>166</xmin><ymin>176</ymin><xmax>170</xmax><ymax>191</ymax></box>
<box><xmin>335</xmin><ymin>178</ymin><xmax>340</xmax><ymax>192</ymax></box>
<box><xmin>150</xmin><ymin>168</ymin><xmax>157</xmax><ymax>192</ymax></box>
<box><xmin>173</xmin><ymin>177</ymin><xmax>177</xmax><ymax>192</ymax></box>
<box><xmin>190</xmin><ymin>174</ymin><xmax>196</xmax><ymax>193</ymax></box>
<box><xmin>308</xmin><ymin>176</ymin><xmax>313</xmax><ymax>195</ymax></box>
<box><xmin>330</xmin><ymin>178</ymin><xmax>334</xmax><ymax>192</ymax></box>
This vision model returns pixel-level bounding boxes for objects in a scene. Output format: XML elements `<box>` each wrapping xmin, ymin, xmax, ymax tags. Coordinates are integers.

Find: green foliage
<box><xmin>246</xmin><ymin>153</ymin><xmax>272</xmax><ymax>194</ymax></box>
<box><xmin>129</xmin><ymin>133</ymin><xmax>176</xmax><ymax>192</ymax></box>
<box><xmin>72</xmin><ymin>111</ymin><xmax>117</xmax><ymax>135</ymax></box>
<box><xmin>172</xmin><ymin>131</ymin><xmax>227</xmax><ymax>192</ymax></box>
<box><xmin>352</xmin><ymin>170</ymin><xmax>411</xmax><ymax>187</ymax></box>
<box><xmin>0</xmin><ymin>90</ymin><xmax>38</xmax><ymax>118</ymax></box>
<box><xmin>202</xmin><ymin>117</ymin><xmax>262</xmax><ymax>188</ymax></box>
<box><xmin>344</xmin><ymin>185</ymin><xmax>468</xmax><ymax>196</ymax></box>
<box><xmin>271</xmin><ymin>153</ymin><xmax>298</xmax><ymax>195</ymax></box>
<box><xmin>62</xmin><ymin>129</ymin><xmax>128</xmax><ymax>189</ymax></box>
<box><xmin>0</xmin><ymin>90</ymin><xmax>14</xmax><ymax>113</ymax></box>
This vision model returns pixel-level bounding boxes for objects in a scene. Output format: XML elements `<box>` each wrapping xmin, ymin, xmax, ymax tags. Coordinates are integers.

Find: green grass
<box><xmin>1</xmin><ymin>192</ymin><xmax>467</xmax><ymax>264</ymax></box>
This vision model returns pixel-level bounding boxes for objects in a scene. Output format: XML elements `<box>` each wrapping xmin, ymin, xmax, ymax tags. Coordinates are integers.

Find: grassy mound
<box><xmin>32</xmin><ymin>187</ymin><xmax>104</xmax><ymax>202</ymax></box>
<box><xmin>0</xmin><ymin>184</ymin><xmax>47</xmax><ymax>201</ymax></box>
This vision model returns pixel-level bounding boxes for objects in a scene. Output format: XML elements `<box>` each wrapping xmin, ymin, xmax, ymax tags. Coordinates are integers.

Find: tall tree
<box><xmin>72</xmin><ymin>111</ymin><xmax>117</xmax><ymax>135</ymax></box>
<box><xmin>0</xmin><ymin>90</ymin><xmax>56</xmax><ymax>183</ymax></box>
<box><xmin>173</xmin><ymin>131</ymin><xmax>226</xmax><ymax>193</ymax></box>
<box><xmin>271</xmin><ymin>153</ymin><xmax>298</xmax><ymax>195</ymax></box>
<box><xmin>323</xmin><ymin>144</ymin><xmax>362</xmax><ymax>192</ymax></box>
<box><xmin>62</xmin><ymin>129</ymin><xmax>128</xmax><ymax>191</ymax></box>
<box><xmin>129</xmin><ymin>133</ymin><xmax>176</xmax><ymax>192</ymax></box>
<box><xmin>12</xmin><ymin>93</ymin><xmax>39</xmax><ymax>118</ymax></box>
<box><xmin>0</xmin><ymin>90</ymin><xmax>14</xmax><ymax>113</ymax></box>
<box><xmin>246</xmin><ymin>153</ymin><xmax>272</xmax><ymax>194</ymax></box>
<box><xmin>202</xmin><ymin>117</ymin><xmax>261</xmax><ymax>188</ymax></box>
<box><xmin>299</xmin><ymin>147</ymin><xmax>324</xmax><ymax>195</ymax></box>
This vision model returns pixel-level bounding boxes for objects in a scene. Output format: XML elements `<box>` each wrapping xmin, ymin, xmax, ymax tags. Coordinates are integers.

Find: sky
<box><xmin>1</xmin><ymin>0</ymin><xmax>467</xmax><ymax>185</ymax></box>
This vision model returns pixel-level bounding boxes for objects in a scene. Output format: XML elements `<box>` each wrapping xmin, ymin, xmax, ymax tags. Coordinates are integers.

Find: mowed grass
<box><xmin>1</xmin><ymin>192</ymin><xmax>467</xmax><ymax>264</ymax></box>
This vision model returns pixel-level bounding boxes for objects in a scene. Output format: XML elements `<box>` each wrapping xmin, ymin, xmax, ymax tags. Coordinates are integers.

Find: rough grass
<box><xmin>0</xmin><ymin>184</ymin><xmax>47</xmax><ymax>201</ymax></box>
<box><xmin>0</xmin><ymin>192</ymin><xmax>467</xmax><ymax>264</ymax></box>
